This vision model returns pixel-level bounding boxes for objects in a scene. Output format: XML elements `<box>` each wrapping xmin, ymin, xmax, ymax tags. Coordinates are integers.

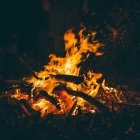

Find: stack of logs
<box><xmin>0</xmin><ymin>74</ymin><xmax>140</xmax><ymax>118</ymax></box>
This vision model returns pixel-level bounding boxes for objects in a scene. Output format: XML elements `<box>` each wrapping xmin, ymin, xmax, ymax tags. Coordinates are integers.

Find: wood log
<box><xmin>50</xmin><ymin>74</ymin><xmax>84</xmax><ymax>84</ymax></box>
<box><xmin>0</xmin><ymin>96</ymin><xmax>32</xmax><ymax>116</ymax></box>
<box><xmin>39</xmin><ymin>90</ymin><xmax>61</xmax><ymax>110</ymax></box>
<box><xmin>63</xmin><ymin>100</ymin><xmax>78</xmax><ymax>125</ymax></box>
<box><xmin>54</xmin><ymin>86</ymin><xmax>109</xmax><ymax>112</ymax></box>
<box><xmin>19</xmin><ymin>101</ymin><xmax>32</xmax><ymax>116</ymax></box>
<box><xmin>67</xmin><ymin>100</ymin><xmax>77</xmax><ymax>116</ymax></box>
<box><xmin>19</xmin><ymin>99</ymin><xmax>35</xmax><ymax>114</ymax></box>
<box><xmin>5</xmin><ymin>80</ymin><xmax>30</xmax><ymax>85</ymax></box>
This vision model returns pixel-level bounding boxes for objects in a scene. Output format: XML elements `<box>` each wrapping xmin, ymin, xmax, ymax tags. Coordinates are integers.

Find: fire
<box><xmin>10</xmin><ymin>27</ymin><xmax>123</xmax><ymax>117</ymax></box>
<box><xmin>11</xmin><ymin>89</ymin><xmax>29</xmax><ymax>100</ymax></box>
<box><xmin>32</xmin><ymin>99</ymin><xmax>57</xmax><ymax>117</ymax></box>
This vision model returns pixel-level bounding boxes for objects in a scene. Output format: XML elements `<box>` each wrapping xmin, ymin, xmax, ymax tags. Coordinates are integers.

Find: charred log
<box><xmin>19</xmin><ymin>99</ymin><xmax>35</xmax><ymax>114</ymax></box>
<box><xmin>19</xmin><ymin>101</ymin><xmax>32</xmax><ymax>116</ymax></box>
<box><xmin>39</xmin><ymin>90</ymin><xmax>61</xmax><ymax>110</ymax></box>
<box><xmin>50</xmin><ymin>74</ymin><xmax>84</xmax><ymax>84</ymax></box>
<box><xmin>63</xmin><ymin>100</ymin><xmax>78</xmax><ymax>125</ymax></box>
<box><xmin>0</xmin><ymin>96</ymin><xmax>31</xmax><ymax>116</ymax></box>
<box><xmin>66</xmin><ymin>100</ymin><xmax>77</xmax><ymax>117</ymax></box>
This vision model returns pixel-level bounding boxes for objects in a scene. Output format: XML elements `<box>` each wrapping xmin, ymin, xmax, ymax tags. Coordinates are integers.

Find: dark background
<box><xmin>0</xmin><ymin>0</ymin><xmax>139</xmax><ymax>86</ymax></box>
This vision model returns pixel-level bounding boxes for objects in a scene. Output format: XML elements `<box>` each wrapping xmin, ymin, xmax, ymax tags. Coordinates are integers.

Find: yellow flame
<box><xmin>11</xmin><ymin>27</ymin><xmax>121</xmax><ymax>117</ymax></box>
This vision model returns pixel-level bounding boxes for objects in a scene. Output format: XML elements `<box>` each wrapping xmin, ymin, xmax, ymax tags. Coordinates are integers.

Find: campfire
<box><xmin>0</xmin><ymin>0</ymin><xmax>139</xmax><ymax>139</ymax></box>
<box><xmin>0</xmin><ymin>26</ymin><xmax>140</xmax><ymax>140</ymax></box>
<box><xmin>1</xmin><ymin>27</ymin><xmax>129</xmax><ymax>117</ymax></box>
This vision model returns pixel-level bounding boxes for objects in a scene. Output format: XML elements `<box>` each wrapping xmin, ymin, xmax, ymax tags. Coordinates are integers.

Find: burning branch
<box><xmin>50</xmin><ymin>74</ymin><xmax>84</xmax><ymax>84</ymax></box>
<box><xmin>38</xmin><ymin>90</ymin><xmax>61</xmax><ymax>110</ymax></box>
<box><xmin>1</xmin><ymin>27</ymin><xmax>131</xmax><ymax>118</ymax></box>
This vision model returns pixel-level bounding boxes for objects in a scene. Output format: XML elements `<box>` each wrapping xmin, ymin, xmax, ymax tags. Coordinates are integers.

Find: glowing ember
<box><xmin>11</xmin><ymin>89</ymin><xmax>29</xmax><ymax>100</ymax></box>
<box><xmin>10</xmin><ymin>27</ymin><xmax>123</xmax><ymax>117</ymax></box>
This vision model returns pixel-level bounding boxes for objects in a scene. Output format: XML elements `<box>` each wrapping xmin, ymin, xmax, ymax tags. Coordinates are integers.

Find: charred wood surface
<box><xmin>50</xmin><ymin>74</ymin><xmax>84</xmax><ymax>84</ymax></box>
<box><xmin>39</xmin><ymin>90</ymin><xmax>61</xmax><ymax>110</ymax></box>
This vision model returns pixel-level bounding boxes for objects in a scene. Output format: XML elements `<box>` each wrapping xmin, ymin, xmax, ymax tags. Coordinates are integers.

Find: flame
<box><xmin>11</xmin><ymin>89</ymin><xmax>29</xmax><ymax>100</ymax></box>
<box><xmin>32</xmin><ymin>99</ymin><xmax>57</xmax><ymax>117</ymax></box>
<box><xmin>11</xmin><ymin>27</ymin><xmax>122</xmax><ymax>117</ymax></box>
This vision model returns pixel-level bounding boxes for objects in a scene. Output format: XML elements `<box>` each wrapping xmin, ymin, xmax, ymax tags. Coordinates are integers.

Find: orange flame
<box><xmin>11</xmin><ymin>27</ymin><xmax>122</xmax><ymax>117</ymax></box>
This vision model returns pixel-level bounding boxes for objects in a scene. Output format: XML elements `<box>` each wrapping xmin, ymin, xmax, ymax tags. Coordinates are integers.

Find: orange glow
<box><xmin>10</xmin><ymin>27</ymin><xmax>122</xmax><ymax>117</ymax></box>
<box><xmin>11</xmin><ymin>89</ymin><xmax>29</xmax><ymax>100</ymax></box>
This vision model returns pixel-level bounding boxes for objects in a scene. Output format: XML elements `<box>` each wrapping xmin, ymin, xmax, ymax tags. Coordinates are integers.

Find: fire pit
<box><xmin>0</xmin><ymin>28</ymin><xmax>127</xmax><ymax>116</ymax></box>
<box><xmin>0</xmin><ymin>26</ymin><xmax>140</xmax><ymax>140</ymax></box>
<box><xmin>0</xmin><ymin>0</ymin><xmax>140</xmax><ymax>139</ymax></box>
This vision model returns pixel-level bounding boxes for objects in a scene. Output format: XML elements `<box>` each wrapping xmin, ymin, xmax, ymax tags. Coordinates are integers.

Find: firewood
<box><xmin>63</xmin><ymin>100</ymin><xmax>77</xmax><ymax>126</ymax></box>
<box><xmin>66</xmin><ymin>100</ymin><xmax>78</xmax><ymax>117</ymax></box>
<box><xmin>19</xmin><ymin>99</ymin><xmax>35</xmax><ymax>114</ymax></box>
<box><xmin>39</xmin><ymin>90</ymin><xmax>61</xmax><ymax>110</ymax></box>
<box><xmin>19</xmin><ymin>102</ymin><xmax>32</xmax><ymax>116</ymax></box>
<box><xmin>54</xmin><ymin>86</ymin><xmax>109</xmax><ymax>112</ymax></box>
<box><xmin>0</xmin><ymin>96</ymin><xmax>31</xmax><ymax>116</ymax></box>
<box><xmin>50</xmin><ymin>74</ymin><xmax>84</xmax><ymax>84</ymax></box>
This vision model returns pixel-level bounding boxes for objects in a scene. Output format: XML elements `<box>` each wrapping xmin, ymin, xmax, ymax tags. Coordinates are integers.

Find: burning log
<box><xmin>19</xmin><ymin>100</ymin><xmax>32</xmax><ymax>116</ymax></box>
<box><xmin>54</xmin><ymin>89</ymin><xmax>74</xmax><ymax>111</ymax></box>
<box><xmin>39</xmin><ymin>90</ymin><xmax>61</xmax><ymax>110</ymax></box>
<box><xmin>54</xmin><ymin>86</ymin><xmax>109</xmax><ymax>112</ymax></box>
<box><xmin>5</xmin><ymin>74</ymin><xmax>84</xmax><ymax>85</ymax></box>
<box><xmin>63</xmin><ymin>100</ymin><xmax>78</xmax><ymax>125</ymax></box>
<box><xmin>67</xmin><ymin>100</ymin><xmax>78</xmax><ymax>117</ymax></box>
<box><xmin>50</xmin><ymin>74</ymin><xmax>84</xmax><ymax>84</ymax></box>
<box><xmin>0</xmin><ymin>95</ymin><xmax>32</xmax><ymax>117</ymax></box>
<box><xmin>19</xmin><ymin>99</ymin><xmax>35</xmax><ymax>114</ymax></box>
